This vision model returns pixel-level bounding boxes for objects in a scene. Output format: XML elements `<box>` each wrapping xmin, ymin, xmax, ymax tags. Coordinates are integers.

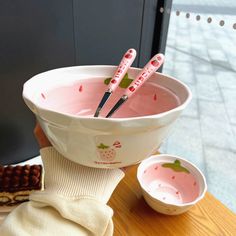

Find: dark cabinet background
<box><xmin>0</xmin><ymin>0</ymin><xmax>171</xmax><ymax>164</ymax></box>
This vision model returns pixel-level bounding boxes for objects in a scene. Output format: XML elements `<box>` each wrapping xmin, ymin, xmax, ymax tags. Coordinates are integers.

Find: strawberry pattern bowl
<box><xmin>137</xmin><ymin>154</ymin><xmax>207</xmax><ymax>215</ymax></box>
<box><xmin>23</xmin><ymin>66</ymin><xmax>191</xmax><ymax>168</ymax></box>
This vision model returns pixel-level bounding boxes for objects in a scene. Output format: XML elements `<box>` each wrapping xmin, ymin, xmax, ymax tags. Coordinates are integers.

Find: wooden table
<box><xmin>109</xmin><ymin>165</ymin><xmax>236</xmax><ymax>236</ymax></box>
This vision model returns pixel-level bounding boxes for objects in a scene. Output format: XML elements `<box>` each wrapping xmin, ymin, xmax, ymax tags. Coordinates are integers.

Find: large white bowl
<box><xmin>23</xmin><ymin>66</ymin><xmax>192</xmax><ymax>168</ymax></box>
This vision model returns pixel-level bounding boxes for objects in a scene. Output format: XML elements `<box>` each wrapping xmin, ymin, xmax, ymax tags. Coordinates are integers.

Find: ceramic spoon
<box><xmin>94</xmin><ymin>48</ymin><xmax>137</xmax><ymax>117</ymax></box>
<box><xmin>105</xmin><ymin>53</ymin><xmax>165</xmax><ymax>118</ymax></box>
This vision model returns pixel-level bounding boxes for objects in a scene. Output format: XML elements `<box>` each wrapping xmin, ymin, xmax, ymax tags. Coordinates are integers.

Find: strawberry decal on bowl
<box><xmin>97</xmin><ymin>143</ymin><xmax>116</xmax><ymax>161</ymax></box>
<box><xmin>162</xmin><ymin>160</ymin><xmax>190</xmax><ymax>173</ymax></box>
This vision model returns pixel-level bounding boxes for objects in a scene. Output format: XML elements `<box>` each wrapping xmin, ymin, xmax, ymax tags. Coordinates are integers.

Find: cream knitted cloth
<box><xmin>0</xmin><ymin>147</ymin><xmax>124</xmax><ymax>236</ymax></box>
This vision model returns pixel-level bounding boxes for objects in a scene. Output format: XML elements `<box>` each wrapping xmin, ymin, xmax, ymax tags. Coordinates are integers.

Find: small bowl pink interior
<box><xmin>137</xmin><ymin>154</ymin><xmax>207</xmax><ymax>215</ymax></box>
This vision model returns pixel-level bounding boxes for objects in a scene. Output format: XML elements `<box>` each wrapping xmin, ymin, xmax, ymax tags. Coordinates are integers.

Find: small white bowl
<box><xmin>137</xmin><ymin>154</ymin><xmax>207</xmax><ymax>215</ymax></box>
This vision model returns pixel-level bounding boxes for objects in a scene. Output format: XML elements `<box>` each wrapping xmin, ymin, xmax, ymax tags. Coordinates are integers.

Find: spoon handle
<box><xmin>94</xmin><ymin>49</ymin><xmax>136</xmax><ymax>117</ymax></box>
<box><xmin>124</xmin><ymin>53</ymin><xmax>164</xmax><ymax>98</ymax></box>
<box><xmin>105</xmin><ymin>53</ymin><xmax>164</xmax><ymax>118</ymax></box>
<box><xmin>108</xmin><ymin>48</ymin><xmax>136</xmax><ymax>92</ymax></box>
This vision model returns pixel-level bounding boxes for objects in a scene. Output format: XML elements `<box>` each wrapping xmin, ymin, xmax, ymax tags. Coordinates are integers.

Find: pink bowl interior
<box><xmin>37</xmin><ymin>77</ymin><xmax>180</xmax><ymax>118</ymax></box>
<box><xmin>141</xmin><ymin>161</ymin><xmax>200</xmax><ymax>204</ymax></box>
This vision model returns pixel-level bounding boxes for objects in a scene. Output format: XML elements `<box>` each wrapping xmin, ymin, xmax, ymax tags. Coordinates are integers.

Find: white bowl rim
<box><xmin>137</xmin><ymin>154</ymin><xmax>207</xmax><ymax>207</ymax></box>
<box><xmin>22</xmin><ymin>65</ymin><xmax>192</xmax><ymax>123</ymax></box>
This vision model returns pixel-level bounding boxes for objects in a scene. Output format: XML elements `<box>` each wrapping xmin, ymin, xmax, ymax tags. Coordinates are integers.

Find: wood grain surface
<box><xmin>109</xmin><ymin>165</ymin><xmax>236</xmax><ymax>236</ymax></box>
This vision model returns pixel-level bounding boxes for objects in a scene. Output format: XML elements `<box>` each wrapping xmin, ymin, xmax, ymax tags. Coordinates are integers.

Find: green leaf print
<box><xmin>97</xmin><ymin>143</ymin><xmax>109</xmax><ymax>149</ymax></box>
<box><xmin>103</xmin><ymin>73</ymin><xmax>133</xmax><ymax>88</ymax></box>
<box><xmin>119</xmin><ymin>73</ymin><xmax>133</xmax><ymax>88</ymax></box>
<box><xmin>104</xmin><ymin>78</ymin><xmax>112</xmax><ymax>85</ymax></box>
<box><xmin>162</xmin><ymin>159</ymin><xmax>190</xmax><ymax>173</ymax></box>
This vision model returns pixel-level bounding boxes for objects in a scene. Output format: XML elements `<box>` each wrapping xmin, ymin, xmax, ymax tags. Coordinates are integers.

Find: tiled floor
<box><xmin>160</xmin><ymin>0</ymin><xmax>236</xmax><ymax>212</ymax></box>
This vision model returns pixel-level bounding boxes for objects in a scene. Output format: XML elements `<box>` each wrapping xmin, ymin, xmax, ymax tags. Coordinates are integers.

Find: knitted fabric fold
<box><xmin>40</xmin><ymin>147</ymin><xmax>124</xmax><ymax>203</ymax></box>
<box><xmin>0</xmin><ymin>147</ymin><xmax>125</xmax><ymax>236</ymax></box>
